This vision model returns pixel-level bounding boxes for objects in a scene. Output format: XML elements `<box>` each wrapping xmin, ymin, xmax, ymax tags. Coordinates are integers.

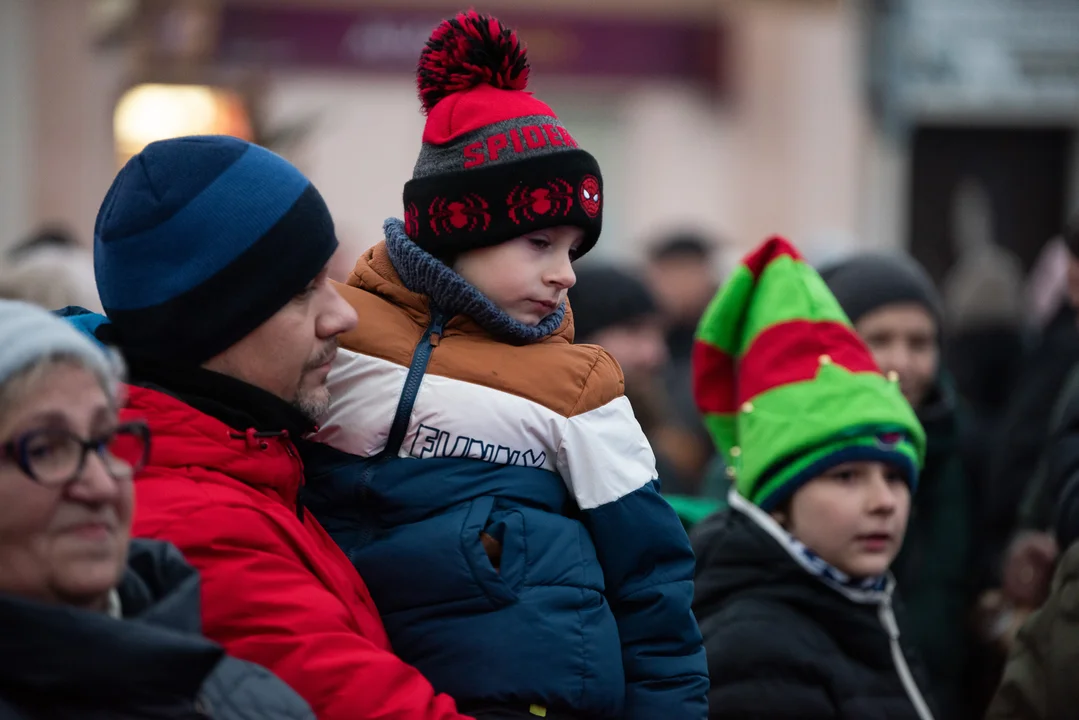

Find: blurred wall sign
<box><xmin>214</xmin><ymin>5</ymin><xmax>724</xmax><ymax>89</ymax></box>
<box><xmin>872</xmin><ymin>0</ymin><xmax>1079</xmax><ymax>123</ymax></box>
<box><xmin>341</xmin><ymin>19</ymin><xmax>433</xmax><ymax>64</ymax></box>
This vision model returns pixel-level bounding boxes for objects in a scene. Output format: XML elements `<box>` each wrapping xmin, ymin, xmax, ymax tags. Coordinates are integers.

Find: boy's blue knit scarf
<box><xmin>383</xmin><ymin>218</ymin><xmax>566</xmax><ymax>344</ymax></box>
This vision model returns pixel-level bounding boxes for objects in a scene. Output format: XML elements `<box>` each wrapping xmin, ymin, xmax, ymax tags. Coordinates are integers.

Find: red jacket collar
<box><xmin>122</xmin><ymin>384</ymin><xmax>305</xmax><ymax>504</ymax></box>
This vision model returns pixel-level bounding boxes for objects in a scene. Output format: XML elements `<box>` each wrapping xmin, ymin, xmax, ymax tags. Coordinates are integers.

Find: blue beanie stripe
<box><xmin>94</xmin><ymin>135</ymin><xmax>338</xmax><ymax>364</ymax></box>
<box><xmin>95</xmin><ymin>144</ymin><xmax>310</xmax><ymax>311</ymax></box>
<box><xmin>102</xmin><ymin>184</ymin><xmax>337</xmax><ymax>364</ymax></box>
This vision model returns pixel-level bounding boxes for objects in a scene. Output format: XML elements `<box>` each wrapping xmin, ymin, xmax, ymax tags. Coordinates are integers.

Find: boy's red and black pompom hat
<box><xmin>402</xmin><ymin>10</ymin><xmax>603</xmax><ymax>259</ymax></box>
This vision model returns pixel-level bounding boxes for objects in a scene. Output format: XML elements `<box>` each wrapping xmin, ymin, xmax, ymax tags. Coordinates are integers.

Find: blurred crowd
<box><xmin>8</xmin><ymin>207</ymin><xmax>1079</xmax><ymax>718</ymax></box>
<box><xmin>579</xmin><ymin>215</ymin><xmax>1079</xmax><ymax>720</ymax></box>
<box><xmin>1</xmin><ymin>7</ymin><xmax>1078</xmax><ymax>719</ymax></box>
<box><xmin>593</xmin><ymin>215</ymin><xmax>1079</xmax><ymax>719</ymax></box>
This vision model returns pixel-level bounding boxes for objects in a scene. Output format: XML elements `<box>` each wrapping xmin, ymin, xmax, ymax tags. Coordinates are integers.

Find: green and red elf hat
<box><xmin>692</xmin><ymin>237</ymin><xmax>926</xmax><ymax>511</ymax></box>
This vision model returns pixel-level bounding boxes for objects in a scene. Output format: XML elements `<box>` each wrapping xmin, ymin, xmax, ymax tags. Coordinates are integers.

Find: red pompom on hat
<box><xmin>403</xmin><ymin>10</ymin><xmax>603</xmax><ymax>260</ymax></box>
<box><xmin>417</xmin><ymin>11</ymin><xmax>529</xmax><ymax>114</ymax></box>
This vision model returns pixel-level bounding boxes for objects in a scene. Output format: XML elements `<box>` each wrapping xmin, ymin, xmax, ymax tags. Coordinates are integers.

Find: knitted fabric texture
<box><xmin>567</xmin><ymin>265</ymin><xmax>658</xmax><ymax>342</ymax></box>
<box><xmin>384</xmin><ymin>218</ymin><xmax>565</xmax><ymax>344</ymax></box>
<box><xmin>819</xmin><ymin>252</ymin><xmax>943</xmax><ymax>329</ymax></box>
<box><xmin>94</xmin><ymin>135</ymin><xmax>338</xmax><ymax>365</ymax></box>
<box><xmin>0</xmin><ymin>300</ymin><xmax>118</xmax><ymax>393</ymax></box>
<box><xmin>692</xmin><ymin>236</ymin><xmax>926</xmax><ymax>510</ymax></box>
<box><xmin>403</xmin><ymin>11</ymin><xmax>603</xmax><ymax>260</ymax></box>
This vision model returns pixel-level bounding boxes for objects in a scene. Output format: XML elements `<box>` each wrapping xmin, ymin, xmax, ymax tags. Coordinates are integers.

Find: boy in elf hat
<box><xmin>690</xmin><ymin>237</ymin><xmax>938</xmax><ymax>719</ymax></box>
<box><xmin>297</xmin><ymin>11</ymin><xmax>708</xmax><ymax>720</ymax></box>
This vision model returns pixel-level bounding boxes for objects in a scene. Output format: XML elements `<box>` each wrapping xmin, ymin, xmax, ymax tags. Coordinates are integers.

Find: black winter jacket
<box><xmin>982</xmin><ymin>307</ymin><xmax>1079</xmax><ymax>581</ymax></box>
<box><xmin>890</xmin><ymin>381</ymin><xmax>973</xmax><ymax>719</ymax></box>
<box><xmin>1010</xmin><ymin>363</ymin><xmax>1079</xmax><ymax>547</ymax></box>
<box><xmin>0</xmin><ymin>539</ymin><xmax>314</xmax><ymax>720</ymax></box>
<box><xmin>691</xmin><ymin>494</ymin><xmax>937</xmax><ymax>720</ymax></box>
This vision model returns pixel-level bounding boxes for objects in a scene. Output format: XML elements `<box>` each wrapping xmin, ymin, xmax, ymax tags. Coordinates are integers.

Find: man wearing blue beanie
<box><xmin>96</xmin><ymin>135</ymin><xmax>337</xmax><ymax>366</ymax></box>
<box><xmin>90</xmin><ymin>135</ymin><xmax>471</xmax><ymax>720</ymax></box>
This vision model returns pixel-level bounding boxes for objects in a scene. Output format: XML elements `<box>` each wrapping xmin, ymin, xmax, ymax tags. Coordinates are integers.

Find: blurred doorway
<box><xmin>907</xmin><ymin>126</ymin><xmax>1072</xmax><ymax>286</ymax></box>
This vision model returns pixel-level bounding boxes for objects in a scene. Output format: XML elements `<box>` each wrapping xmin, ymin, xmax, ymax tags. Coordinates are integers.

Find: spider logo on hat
<box><xmin>404</xmin><ymin>203</ymin><xmax>421</xmax><ymax>238</ymax></box>
<box><xmin>428</xmin><ymin>194</ymin><xmax>491</xmax><ymax>235</ymax></box>
<box><xmin>507</xmin><ymin>180</ymin><xmax>575</xmax><ymax>224</ymax></box>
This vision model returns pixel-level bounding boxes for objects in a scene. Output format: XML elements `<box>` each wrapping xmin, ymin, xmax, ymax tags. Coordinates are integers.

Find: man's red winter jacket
<box><xmin>123</xmin><ymin>383</ymin><xmax>471</xmax><ymax>720</ymax></box>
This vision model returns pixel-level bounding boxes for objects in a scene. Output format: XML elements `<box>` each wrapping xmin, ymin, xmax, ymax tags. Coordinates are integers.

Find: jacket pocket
<box><xmin>461</xmin><ymin>496</ymin><xmax>519</xmax><ymax>608</ymax></box>
<box><xmin>484</xmin><ymin>508</ymin><xmax>527</xmax><ymax>595</ymax></box>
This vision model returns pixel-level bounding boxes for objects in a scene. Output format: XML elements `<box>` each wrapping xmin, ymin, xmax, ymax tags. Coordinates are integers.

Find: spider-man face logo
<box><xmin>506</xmin><ymin>179</ymin><xmax>575</xmax><ymax>224</ymax></box>
<box><xmin>579</xmin><ymin>175</ymin><xmax>601</xmax><ymax>218</ymax></box>
<box><xmin>428</xmin><ymin>194</ymin><xmax>491</xmax><ymax>235</ymax></box>
<box><xmin>404</xmin><ymin>203</ymin><xmax>420</xmax><ymax>238</ymax></box>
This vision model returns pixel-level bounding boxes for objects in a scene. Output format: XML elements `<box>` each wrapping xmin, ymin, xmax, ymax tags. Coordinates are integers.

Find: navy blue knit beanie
<box><xmin>94</xmin><ymin>136</ymin><xmax>337</xmax><ymax>365</ymax></box>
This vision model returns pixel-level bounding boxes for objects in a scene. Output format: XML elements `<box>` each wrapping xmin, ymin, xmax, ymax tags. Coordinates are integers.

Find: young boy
<box><xmin>296</xmin><ymin>11</ymin><xmax>708</xmax><ymax>720</ymax></box>
<box><xmin>690</xmin><ymin>237</ymin><xmax>937</xmax><ymax>719</ymax></box>
<box><xmin>822</xmin><ymin>253</ymin><xmax>974</xmax><ymax>719</ymax></box>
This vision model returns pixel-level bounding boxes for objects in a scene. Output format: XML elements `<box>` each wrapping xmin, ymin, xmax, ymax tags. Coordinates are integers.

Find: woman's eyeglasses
<box><xmin>0</xmin><ymin>421</ymin><xmax>151</xmax><ymax>487</ymax></box>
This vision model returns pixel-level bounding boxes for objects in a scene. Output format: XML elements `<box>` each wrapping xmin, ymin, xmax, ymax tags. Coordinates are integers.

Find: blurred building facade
<box><xmin>866</xmin><ymin>0</ymin><xmax>1079</xmax><ymax>282</ymax></box>
<box><xmin>1</xmin><ymin>0</ymin><xmax>1078</xmax><ymax>274</ymax></box>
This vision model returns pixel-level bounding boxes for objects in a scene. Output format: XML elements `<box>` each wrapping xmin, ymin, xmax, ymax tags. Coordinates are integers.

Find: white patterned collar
<box><xmin>106</xmin><ymin>588</ymin><xmax>122</xmax><ymax>619</ymax></box>
<box><xmin>728</xmin><ymin>487</ymin><xmax>893</xmax><ymax>604</ymax></box>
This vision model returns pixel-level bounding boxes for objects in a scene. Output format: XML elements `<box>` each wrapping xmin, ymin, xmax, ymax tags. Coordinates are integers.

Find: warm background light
<box><xmin>113</xmin><ymin>83</ymin><xmax>253</xmax><ymax>166</ymax></box>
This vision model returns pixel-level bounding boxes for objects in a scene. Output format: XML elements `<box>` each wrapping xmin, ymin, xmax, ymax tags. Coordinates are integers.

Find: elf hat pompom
<box><xmin>692</xmin><ymin>236</ymin><xmax>926</xmax><ymax>511</ymax></box>
<box><xmin>402</xmin><ymin>10</ymin><xmax>603</xmax><ymax>261</ymax></box>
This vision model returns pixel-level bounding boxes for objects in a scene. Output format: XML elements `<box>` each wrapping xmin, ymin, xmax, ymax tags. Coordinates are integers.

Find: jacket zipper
<box><xmin>381</xmin><ymin>310</ymin><xmax>445</xmax><ymax>458</ymax></box>
<box><xmin>353</xmin><ymin>311</ymin><xmax>445</xmax><ymax>549</ymax></box>
<box><xmin>878</xmin><ymin>597</ymin><xmax>935</xmax><ymax>720</ymax></box>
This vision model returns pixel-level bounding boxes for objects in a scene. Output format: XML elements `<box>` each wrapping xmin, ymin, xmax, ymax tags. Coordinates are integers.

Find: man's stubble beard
<box><xmin>294</xmin><ymin>383</ymin><xmax>331</xmax><ymax>423</ymax></box>
<box><xmin>293</xmin><ymin>341</ymin><xmax>338</xmax><ymax>422</ymax></box>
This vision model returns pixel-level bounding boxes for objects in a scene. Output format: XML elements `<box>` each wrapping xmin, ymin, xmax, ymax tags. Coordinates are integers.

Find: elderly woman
<box><xmin>0</xmin><ymin>300</ymin><xmax>313</xmax><ymax>719</ymax></box>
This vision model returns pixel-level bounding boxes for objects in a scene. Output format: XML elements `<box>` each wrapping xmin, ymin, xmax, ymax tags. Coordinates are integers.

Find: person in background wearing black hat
<box><xmin>568</xmin><ymin>265</ymin><xmax>697</xmax><ymax>494</ymax></box>
<box><xmin>823</xmin><ymin>252</ymin><xmax>975</xmax><ymax>720</ymax></box>
<box><xmin>646</xmin><ymin>233</ymin><xmax>722</xmax><ymax>490</ymax></box>
<box><xmin>569</xmin><ymin>265</ymin><xmax>669</xmax><ymax>386</ymax></box>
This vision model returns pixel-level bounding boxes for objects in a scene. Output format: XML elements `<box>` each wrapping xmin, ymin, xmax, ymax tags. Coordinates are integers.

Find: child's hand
<box><xmin>480</xmin><ymin>532</ymin><xmax>502</xmax><ymax>572</ymax></box>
